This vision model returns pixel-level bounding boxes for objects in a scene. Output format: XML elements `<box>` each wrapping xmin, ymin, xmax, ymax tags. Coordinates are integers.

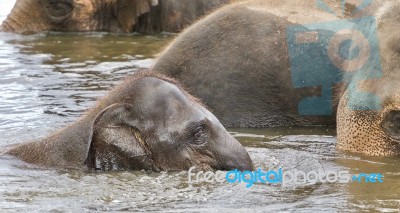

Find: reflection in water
<box><xmin>0</xmin><ymin>32</ymin><xmax>399</xmax><ymax>211</ymax></box>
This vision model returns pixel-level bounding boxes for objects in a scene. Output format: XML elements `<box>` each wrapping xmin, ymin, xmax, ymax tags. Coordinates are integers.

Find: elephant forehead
<box><xmin>140</xmin><ymin>83</ymin><xmax>189</xmax><ymax>110</ymax></box>
<box><xmin>130</xmin><ymin>78</ymin><xmax>201</xmax><ymax>121</ymax></box>
<box><xmin>355</xmin><ymin>75</ymin><xmax>400</xmax><ymax>100</ymax></box>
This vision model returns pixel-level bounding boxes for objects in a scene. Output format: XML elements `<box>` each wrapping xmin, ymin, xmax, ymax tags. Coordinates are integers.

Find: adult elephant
<box><xmin>154</xmin><ymin>0</ymin><xmax>400</xmax><ymax>156</ymax></box>
<box><xmin>4</xmin><ymin>71</ymin><xmax>253</xmax><ymax>171</ymax></box>
<box><xmin>1</xmin><ymin>0</ymin><xmax>229</xmax><ymax>34</ymax></box>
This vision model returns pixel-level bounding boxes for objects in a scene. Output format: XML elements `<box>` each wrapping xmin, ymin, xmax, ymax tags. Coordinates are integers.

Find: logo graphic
<box><xmin>287</xmin><ymin>0</ymin><xmax>382</xmax><ymax>115</ymax></box>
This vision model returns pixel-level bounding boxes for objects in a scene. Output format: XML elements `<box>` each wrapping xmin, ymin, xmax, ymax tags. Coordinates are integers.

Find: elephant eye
<box><xmin>190</xmin><ymin>124</ymin><xmax>209</xmax><ymax>146</ymax></box>
<box><xmin>381</xmin><ymin>110</ymin><xmax>400</xmax><ymax>140</ymax></box>
<box><xmin>41</xmin><ymin>0</ymin><xmax>73</xmax><ymax>23</ymax></box>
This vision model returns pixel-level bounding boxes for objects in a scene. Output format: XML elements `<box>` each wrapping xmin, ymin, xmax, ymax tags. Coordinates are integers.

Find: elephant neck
<box><xmin>7</xmin><ymin>116</ymin><xmax>94</xmax><ymax>169</ymax></box>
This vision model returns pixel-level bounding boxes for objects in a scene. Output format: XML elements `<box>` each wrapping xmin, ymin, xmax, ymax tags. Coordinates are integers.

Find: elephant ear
<box><xmin>112</xmin><ymin>0</ymin><xmax>158</xmax><ymax>33</ymax></box>
<box><xmin>85</xmin><ymin>103</ymin><xmax>157</xmax><ymax>171</ymax></box>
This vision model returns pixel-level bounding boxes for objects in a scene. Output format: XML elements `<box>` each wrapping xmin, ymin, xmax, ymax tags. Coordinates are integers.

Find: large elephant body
<box><xmin>155</xmin><ymin>0</ymin><xmax>346</xmax><ymax>127</ymax></box>
<box><xmin>1</xmin><ymin>0</ymin><xmax>229</xmax><ymax>34</ymax></box>
<box><xmin>154</xmin><ymin>0</ymin><xmax>400</xmax><ymax>156</ymax></box>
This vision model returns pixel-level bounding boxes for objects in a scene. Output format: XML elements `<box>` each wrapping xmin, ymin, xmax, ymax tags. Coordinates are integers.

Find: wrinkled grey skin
<box><xmin>6</xmin><ymin>72</ymin><xmax>253</xmax><ymax>171</ymax></box>
<box><xmin>1</xmin><ymin>0</ymin><xmax>229</xmax><ymax>34</ymax></box>
<box><xmin>154</xmin><ymin>0</ymin><xmax>400</xmax><ymax>156</ymax></box>
<box><xmin>154</xmin><ymin>0</ymin><xmax>343</xmax><ymax>127</ymax></box>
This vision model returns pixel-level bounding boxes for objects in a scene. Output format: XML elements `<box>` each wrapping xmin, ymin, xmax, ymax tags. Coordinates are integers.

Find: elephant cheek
<box><xmin>188</xmin><ymin>148</ymin><xmax>219</xmax><ymax>171</ymax></box>
<box><xmin>144</xmin><ymin>142</ymin><xmax>194</xmax><ymax>171</ymax></box>
<box><xmin>337</xmin><ymin>95</ymin><xmax>400</xmax><ymax>156</ymax></box>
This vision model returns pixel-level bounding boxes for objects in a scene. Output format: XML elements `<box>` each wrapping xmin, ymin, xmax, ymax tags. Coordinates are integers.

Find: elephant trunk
<box><xmin>215</xmin><ymin>134</ymin><xmax>254</xmax><ymax>171</ymax></box>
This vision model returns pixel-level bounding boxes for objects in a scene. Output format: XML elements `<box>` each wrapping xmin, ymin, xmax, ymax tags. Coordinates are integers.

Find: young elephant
<box><xmin>6</xmin><ymin>71</ymin><xmax>253</xmax><ymax>171</ymax></box>
<box><xmin>1</xmin><ymin>0</ymin><xmax>229</xmax><ymax>34</ymax></box>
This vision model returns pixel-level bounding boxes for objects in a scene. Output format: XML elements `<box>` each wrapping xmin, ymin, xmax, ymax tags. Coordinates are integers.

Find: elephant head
<box><xmin>336</xmin><ymin>1</ymin><xmax>400</xmax><ymax>156</ymax></box>
<box><xmin>6</xmin><ymin>71</ymin><xmax>253</xmax><ymax>171</ymax></box>
<box><xmin>2</xmin><ymin>0</ymin><xmax>157</xmax><ymax>33</ymax></box>
<box><xmin>1</xmin><ymin>0</ymin><xmax>229</xmax><ymax>34</ymax></box>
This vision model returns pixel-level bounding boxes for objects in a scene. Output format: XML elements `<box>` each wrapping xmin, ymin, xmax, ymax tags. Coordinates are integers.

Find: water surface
<box><xmin>0</xmin><ymin>32</ymin><xmax>399</xmax><ymax>212</ymax></box>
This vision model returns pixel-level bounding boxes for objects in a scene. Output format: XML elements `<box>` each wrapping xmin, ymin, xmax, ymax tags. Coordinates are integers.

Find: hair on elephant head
<box><xmin>6</xmin><ymin>71</ymin><xmax>253</xmax><ymax>172</ymax></box>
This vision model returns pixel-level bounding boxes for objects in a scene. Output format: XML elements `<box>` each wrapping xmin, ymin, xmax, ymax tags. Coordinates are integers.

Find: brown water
<box><xmin>0</xmin><ymin>32</ymin><xmax>399</xmax><ymax>212</ymax></box>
